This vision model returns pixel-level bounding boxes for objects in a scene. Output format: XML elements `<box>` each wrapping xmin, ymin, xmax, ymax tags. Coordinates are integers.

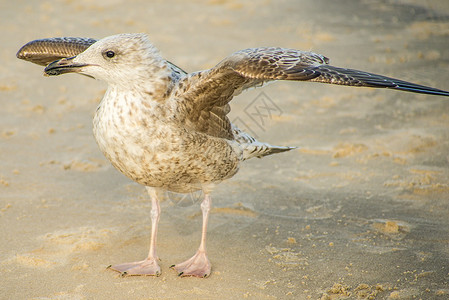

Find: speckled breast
<box><xmin>92</xmin><ymin>93</ymin><xmax>240</xmax><ymax>193</ymax></box>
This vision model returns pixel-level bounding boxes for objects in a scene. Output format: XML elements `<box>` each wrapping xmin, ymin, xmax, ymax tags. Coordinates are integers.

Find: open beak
<box><xmin>44</xmin><ymin>56</ymin><xmax>88</xmax><ymax>76</ymax></box>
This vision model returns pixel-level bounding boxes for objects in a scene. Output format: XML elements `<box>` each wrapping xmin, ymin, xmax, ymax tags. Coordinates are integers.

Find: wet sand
<box><xmin>1</xmin><ymin>0</ymin><xmax>449</xmax><ymax>299</ymax></box>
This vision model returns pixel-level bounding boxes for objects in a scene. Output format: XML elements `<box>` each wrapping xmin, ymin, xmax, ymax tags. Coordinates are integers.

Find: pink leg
<box><xmin>171</xmin><ymin>193</ymin><xmax>212</xmax><ymax>278</ymax></box>
<box><xmin>109</xmin><ymin>187</ymin><xmax>162</xmax><ymax>276</ymax></box>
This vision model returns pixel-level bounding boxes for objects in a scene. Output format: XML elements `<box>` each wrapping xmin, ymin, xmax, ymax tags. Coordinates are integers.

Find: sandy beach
<box><xmin>1</xmin><ymin>0</ymin><xmax>449</xmax><ymax>299</ymax></box>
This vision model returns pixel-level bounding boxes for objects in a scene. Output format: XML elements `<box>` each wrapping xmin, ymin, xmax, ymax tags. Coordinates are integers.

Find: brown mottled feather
<box><xmin>17</xmin><ymin>37</ymin><xmax>449</xmax><ymax>143</ymax></box>
<box><xmin>17</xmin><ymin>33</ymin><xmax>449</xmax><ymax>278</ymax></box>
<box><xmin>16</xmin><ymin>37</ymin><xmax>97</xmax><ymax>66</ymax></box>
<box><xmin>180</xmin><ymin>47</ymin><xmax>327</xmax><ymax>139</ymax></box>
<box><xmin>179</xmin><ymin>46</ymin><xmax>449</xmax><ymax>140</ymax></box>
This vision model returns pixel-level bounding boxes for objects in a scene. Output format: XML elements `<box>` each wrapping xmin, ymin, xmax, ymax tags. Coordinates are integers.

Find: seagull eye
<box><xmin>104</xmin><ymin>50</ymin><xmax>115</xmax><ymax>58</ymax></box>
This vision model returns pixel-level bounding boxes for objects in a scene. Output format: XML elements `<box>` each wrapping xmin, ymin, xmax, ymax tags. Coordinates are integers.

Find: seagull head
<box><xmin>44</xmin><ymin>33</ymin><xmax>165</xmax><ymax>86</ymax></box>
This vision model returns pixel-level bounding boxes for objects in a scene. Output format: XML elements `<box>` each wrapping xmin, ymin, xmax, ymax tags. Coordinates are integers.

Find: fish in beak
<box><xmin>44</xmin><ymin>56</ymin><xmax>88</xmax><ymax>76</ymax></box>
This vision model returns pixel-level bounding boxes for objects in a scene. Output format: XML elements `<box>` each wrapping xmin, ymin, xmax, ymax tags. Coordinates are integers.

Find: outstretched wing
<box><xmin>309</xmin><ymin>65</ymin><xmax>449</xmax><ymax>96</ymax></box>
<box><xmin>16</xmin><ymin>37</ymin><xmax>97</xmax><ymax>66</ymax></box>
<box><xmin>17</xmin><ymin>40</ymin><xmax>449</xmax><ymax>140</ymax></box>
<box><xmin>180</xmin><ymin>47</ymin><xmax>328</xmax><ymax>139</ymax></box>
<box><xmin>179</xmin><ymin>47</ymin><xmax>449</xmax><ymax>140</ymax></box>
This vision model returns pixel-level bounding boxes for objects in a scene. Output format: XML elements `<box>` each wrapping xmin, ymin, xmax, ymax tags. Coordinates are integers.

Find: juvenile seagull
<box><xmin>17</xmin><ymin>33</ymin><xmax>449</xmax><ymax>278</ymax></box>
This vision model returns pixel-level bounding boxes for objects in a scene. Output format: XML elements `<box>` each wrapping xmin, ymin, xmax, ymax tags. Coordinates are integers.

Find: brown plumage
<box><xmin>16</xmin><ymin>37</ymin><xmax>97</xmax><ymax>66</ymax></box>
<box><xmin>16</xmin><ymin>33</ymin><xmax>449</xmax><ymax>279</ymax></box>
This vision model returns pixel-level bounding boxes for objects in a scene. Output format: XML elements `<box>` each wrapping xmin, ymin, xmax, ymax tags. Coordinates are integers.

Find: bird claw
<box><xmin>109</xmin><ymin>258</ymin><xmax>161</xmax><ymax>276</ymax></box>
<box><xmin>171</xmin><ymin>250</ymin><xmax>211</xmax><ymax>278</ymax></box>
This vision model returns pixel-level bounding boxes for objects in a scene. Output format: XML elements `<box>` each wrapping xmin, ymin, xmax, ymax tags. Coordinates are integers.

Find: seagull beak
<box><xmin>44</xmin><ymin>56</ymin><xmax>88</xmax><ymax>76</ymax></box>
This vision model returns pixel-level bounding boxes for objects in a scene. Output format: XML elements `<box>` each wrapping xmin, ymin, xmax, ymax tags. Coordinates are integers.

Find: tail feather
<box><xmin>232</xmin><ymin>124</ymin><xmax>296</xmax><ymax>160</ymax></box>
<box><xmin>241</xmin><ymin>142</ymin><xmax>297</xmax><ymax>160</ymax></box>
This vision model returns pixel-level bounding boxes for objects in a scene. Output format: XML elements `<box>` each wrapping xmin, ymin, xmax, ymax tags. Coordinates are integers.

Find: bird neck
<box><xmin>107</xmin><ymin>63</ymin><xmax>175</xmax><ymax>104</ymax></box>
